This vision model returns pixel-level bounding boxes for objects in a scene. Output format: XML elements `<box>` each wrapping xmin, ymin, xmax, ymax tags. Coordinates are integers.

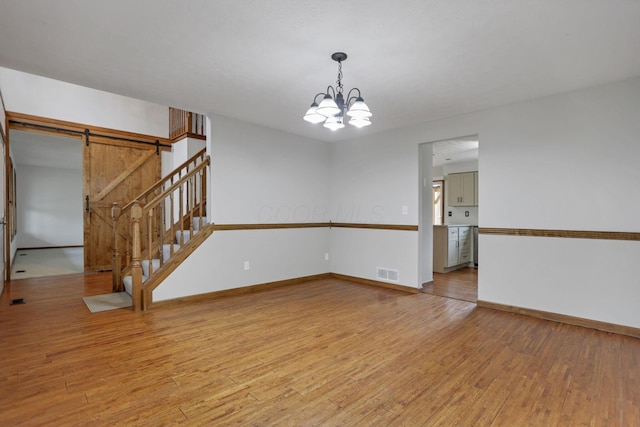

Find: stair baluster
<box><xmin>111</xmin><ymin>202</ymin><xmax>122</xmax><ymax>292</ymax></box>
<box><xmin>111</xmin><ymin>148</ymin><xmax>211</xmax><ymax>311</ymax></box>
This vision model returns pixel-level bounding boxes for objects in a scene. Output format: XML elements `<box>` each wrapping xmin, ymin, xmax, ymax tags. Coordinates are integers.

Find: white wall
<box><xmin>154</xmin><ymin>228</ymin><xmax>330</xmax><ymax>301</ymax></box>
<box><xmin>330</xmin><ymin>227</ymin><xmax>419</xmax><ymax>287</ymax></box>
<box><xmin>473</xmin><ymin>77</ymin><xmax>640</xmax><ymax>328</ymax></box>
<box><xmin>443</xmin><ymin>161</ymin><xmax>478</xmax><ymax>175</ymax></box>
<box><xmin>329</xmin><ymin>129</ymin><xmax>422</xmax><ymax>289</ymax></box>
<box><xmin>154</xmin><ymin>115</ymin><xmax>331</xmax><ymax>301</ymax></box>
<box><xmin>210</xmin><ymin>116</ymin><xmax>330</xmax><ymax>224</ymax></box>
<box><xmin>416</xmin><ymin>76</ymin><xmax>640</xmax><ymax>329</ymax></box>
<box><xmin>0</xmin><ymin>67</ymin><xmax>168</xmax><ymax>137</ymax></box>
<box><xmin>477</xmin><ymin>83</ymin><xmax>640</xmax><ymax>232</ymax></box>
<box><xmin>419</xmin><ymin>143</ymin><xmax>434</xmax><ymax>285</ymax></box>
<box><xmin>481</xmin><ymin>235</ymin><xmax>640</xmax><ymax>327</ymax></box>
<box><xmin>16</xmin><ymin>165</ymin><xmax>83</xmax><ymax>248</ymax></box>
<box><xmin>327</xmin><ymin>75</ymin><xmax>640</xmax><ymax>328</ymax></box>
<box><xmin>169</xmin><ymin>137</ymin><xmax>206</xmax><ymax>172</ymax></box>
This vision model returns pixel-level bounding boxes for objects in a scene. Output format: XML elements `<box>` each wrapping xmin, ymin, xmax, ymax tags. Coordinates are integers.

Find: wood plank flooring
<box><xmin>426</xmin><ymin>267</ymin><xmax>478</xmax><ymax>302</ymax></box>
<box><xmin>1</xmin><ymin>273</ymin><xmax>639</xmax><ymax>425</ymax></box>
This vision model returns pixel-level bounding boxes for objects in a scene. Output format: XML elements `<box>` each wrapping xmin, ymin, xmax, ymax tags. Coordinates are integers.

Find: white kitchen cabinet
<box><xmin>458</xmin><ymin>226</ymin><xmax>471</xmax><ymax>265</ymax></box>
<box><xmin>447</xmin><ymin>227</ymin><xmax>459</xmax><ymax>266</ymax></box>
<box><xmin>433</xmin><ymin>225</ymin><xmax>472</xmax><ymax>273</ymax></box>
<box><xmin>448</xmin><ymin>172</ymin><xmax>476</xmax><ymax>207</ymax></box>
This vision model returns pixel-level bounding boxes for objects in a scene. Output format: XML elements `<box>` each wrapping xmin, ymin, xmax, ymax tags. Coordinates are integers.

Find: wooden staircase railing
<box><xmin>111</xmin><ymin>149</ymin><xmax>210</xmax><ymax>310</ymax></box>
<box><xmin>111</xmin><ymin>147</ymin><xmax>207</xmax><ymax>291</ymax></box>
<box><xmin>169</xmin><ymin>107</ymin><xmax>206</xmax><ymax>141</ymax></box>
<box><xmin>123</xmin><ymin>147</ymin><xmax>207</xmax><ymax>215</ymax></box>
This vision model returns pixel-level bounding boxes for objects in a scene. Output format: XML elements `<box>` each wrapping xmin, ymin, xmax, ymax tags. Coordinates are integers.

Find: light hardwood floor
<box><xmin>1</xmin><ymin>273</ymin><xmax>638</xmax><ymax>425</ymax></box>
<box><xmin>425</xmin><ymin>267</ymin><xmax>478</xmax><ymax>303</ymax></box>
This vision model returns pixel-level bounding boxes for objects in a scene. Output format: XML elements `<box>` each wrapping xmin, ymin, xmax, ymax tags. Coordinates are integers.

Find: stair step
<box><xmin>141</xmin><ymin>258</ymin><xmax>161</xmax><ymax>277</ymax></box>
<box><xmin>162</xmin><ymin>244</ymin><xmax>181</xmax><ymax>261</ymax></box>
<box><xmin>176</xmin><ymin>229</ymin><xmax>198</xmax><ymax>244</ymax></box>
<box><xmin>123</xmin><ymin>274</ymin><xmax>149</xmax><ymax>296</ymax></box>
<box><xmin>121</xmin><ymin>216</ymin><xmax>210</xmax><ymax>296</ymax></box>
<box><xmin>122</xmin><ymin>258</ymin><xmax>161</xmax><ymax>295</ymax></box>
<box><xmin>192</xmin><ymin>217</ymin><xmax>208</xmax><ymax>231</ymax></box>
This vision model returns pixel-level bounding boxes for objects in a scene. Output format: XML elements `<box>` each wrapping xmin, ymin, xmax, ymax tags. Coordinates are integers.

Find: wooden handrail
<box><xmin>141</xmin><ymin>160</ymin><xmax>209</xmax><ymax>212</ymax></box>
<box><xmin>112</xmin><ymin>149</ymin><xmax>210</xmax><ymax>310</ymax></box>
<box><xmin>113</xmin><ymin>148</ymin><xmax>207</xmax><ymax>275</ymax></box>
<box><xmin>121</xmin><ymin>147</ymin><xmax>207</xmax><ymax>212</ymax></box>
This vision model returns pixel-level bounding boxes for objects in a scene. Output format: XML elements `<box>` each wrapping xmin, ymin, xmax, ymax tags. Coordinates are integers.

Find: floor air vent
<box><xmin>377</xmin><ymin>267</ymin><xmax>400</xmax><ymax>283</ymax></box>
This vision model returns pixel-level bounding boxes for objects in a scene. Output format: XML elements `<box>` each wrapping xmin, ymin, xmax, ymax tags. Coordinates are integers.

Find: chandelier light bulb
<box><xmin>303</xmin><ymin>102</ymin><xmax>326</xmax><ymax>124</ymax></box>
<box><xmin>348</xmin><ymin>117</ymin><xmax>372</xmax><ymax>128</ymax></box>
<box><xmin>346</xmin><ymin>97</ymin><xmax>372</xmax><ymax>119</ymax></box>
<box><xmin>316</xmin><ymin>94</ymin><xmax>340</xmax><ymax>117</ymax></box>
<box><xmin>323</xmin><ymin>115</ymin><xmax>345</xmax><ymax>131</ymax></box>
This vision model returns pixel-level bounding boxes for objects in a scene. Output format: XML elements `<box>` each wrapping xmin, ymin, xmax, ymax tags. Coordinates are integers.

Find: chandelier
<box><xmin>303</xmin><ymin>52</ymin><xmax>372</xmax><ymax>130</ymax></box>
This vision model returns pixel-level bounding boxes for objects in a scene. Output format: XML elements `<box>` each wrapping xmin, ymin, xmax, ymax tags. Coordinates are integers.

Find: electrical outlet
<box><xmin>402</xmin><ymin>205</ymin><xmax>408</xmax><ymax>215</ymax></box>
<box><xmin>244</xmin><ymin>261</ymin><xmax>250</xmax><ymax>270</ymax></box>
<box><xmin>325</xmin><ymin>253</ymin><xmax>329</xmax><ymax>261</ymax></box>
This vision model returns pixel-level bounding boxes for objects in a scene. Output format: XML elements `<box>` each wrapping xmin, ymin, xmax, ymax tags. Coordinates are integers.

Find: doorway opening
<box><xmin>8</xmin><ymin>128</ymin><xmax>84</xmax><ymax>280</ymax></box>
<box><xmin>6</xmin><ymin>114</ymin><xmax>164</xmax><ymax>281</ymax></box>
<box><xmin>422</xmin><ymin>136</ymin><xmax>479</xmax><ymax>303</ymax></box>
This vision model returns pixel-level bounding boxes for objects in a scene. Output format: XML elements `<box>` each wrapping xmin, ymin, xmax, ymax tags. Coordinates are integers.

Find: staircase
<box><xmin>111</xmin><ymin>148</ymin><xmax>213</xmax><ymax>310</ymax></box>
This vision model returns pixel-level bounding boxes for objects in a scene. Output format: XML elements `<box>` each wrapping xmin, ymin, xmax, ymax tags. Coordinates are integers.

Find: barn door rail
<box><xmin>8</xmin><ymin>119</ymin><xmax>172</xmax><ymax>149</ymax></box>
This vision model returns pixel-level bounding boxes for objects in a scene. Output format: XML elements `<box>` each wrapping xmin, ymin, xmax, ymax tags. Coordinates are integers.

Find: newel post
<box><xmin>111</xmin><ymin>202</ymin><xmax>122</xmax><ymax>292</ymax></box>
<box><xmin>131</xmin><ymin>202</ymin><xmax>143</xmax><ymax>311</ymax></box>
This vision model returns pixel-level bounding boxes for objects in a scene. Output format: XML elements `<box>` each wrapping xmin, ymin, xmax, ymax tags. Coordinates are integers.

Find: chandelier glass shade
<box><xmin>303</xmin><ymin>52</ymin><xmax>372</xmax><ymax>130</ymax></box>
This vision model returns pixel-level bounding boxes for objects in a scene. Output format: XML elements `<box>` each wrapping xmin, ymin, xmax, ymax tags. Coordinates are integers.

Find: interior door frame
<box><xmin>0</xmin><ymin>90</ymin><xmax>6</xmax><ymax>286</ymax></box>
<box><xmin>419</xmin><ymin>134</ymin><xmax>480</xmax><ymax>290</ymax></box>
<box><xmin>4</xmin><ymin>112</ymin><xmax>171</xmax><ymax>279</ymax></box>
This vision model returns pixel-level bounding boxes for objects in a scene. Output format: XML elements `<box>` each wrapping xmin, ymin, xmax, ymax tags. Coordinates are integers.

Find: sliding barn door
<box><xmin>83</xmin><ymin>138</ymin><xmax>160</xmax><ymax>271</ymax></box>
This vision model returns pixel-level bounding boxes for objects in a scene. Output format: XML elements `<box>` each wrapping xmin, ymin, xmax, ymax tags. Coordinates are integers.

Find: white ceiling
<box><xmin>1</xmin><ymin>1</ymin><xmax>640</xmax><ymax>142</ymax></box>
<box><xmin>432</xmin><ymin>138</ymin><xmax>478</xmax><ymax>167</ymax></box>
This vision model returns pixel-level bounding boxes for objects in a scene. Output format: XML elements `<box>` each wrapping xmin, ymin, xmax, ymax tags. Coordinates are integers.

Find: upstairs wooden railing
<box><xmin>111</xmin><ymin>149</ymin><xmax>210</xmax><ymax>309</ymax></box>
<box><xmin>169</xmin><ymin>107</ymin><xmax>206</xmax><ymax>141</ymax></box>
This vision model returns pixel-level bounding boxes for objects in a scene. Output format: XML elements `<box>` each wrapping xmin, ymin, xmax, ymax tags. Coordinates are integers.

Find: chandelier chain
<box><xmin>336</xmin><ymin>60</ymin><xmax>344</xmax><ymax>94</ymax></box>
